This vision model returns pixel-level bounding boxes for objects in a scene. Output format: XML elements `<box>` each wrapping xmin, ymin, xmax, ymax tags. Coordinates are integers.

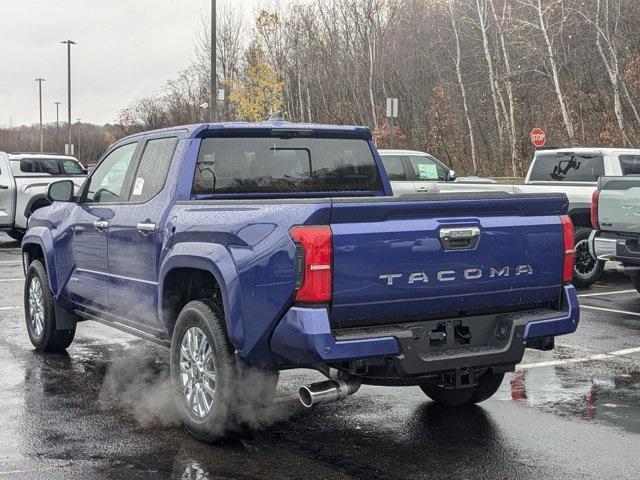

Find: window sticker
<box><xmin>132</xmin><ymin>177</ymin><xmax>145</xmax><ymax>196</ymax></box>
<box><xmin>417</xmin><ymin>163</ymin><xmax>438</xmax><ymax>180</ymax></box>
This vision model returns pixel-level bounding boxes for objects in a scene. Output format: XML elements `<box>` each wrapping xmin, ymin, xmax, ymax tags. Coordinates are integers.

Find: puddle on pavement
<box><xmin>498</xmin><ymin>363</ymin><xmax>640</xmax><ymax>434</ymax></box>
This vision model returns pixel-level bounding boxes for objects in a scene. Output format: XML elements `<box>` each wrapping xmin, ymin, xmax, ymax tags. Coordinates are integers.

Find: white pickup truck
<box><xmin>0</xmin><ymin>152</ymin><xmax>87</xmax><ymax>241</ymax></box>
<box><xmin>590</xmin><ymin>173</ymin><xmax>640</xmax><ymax>291</ymax></box>
<box><xmin>379</xmin><ymin>147</ymin><xmax>640</xmax><ymax>287</ymax></box>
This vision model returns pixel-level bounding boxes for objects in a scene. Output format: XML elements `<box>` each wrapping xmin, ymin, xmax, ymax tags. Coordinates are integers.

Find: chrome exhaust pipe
<box><xmin>298</xmin><ymin>377</ymin><xmax>361</xmax><ymax>408</ymax></box>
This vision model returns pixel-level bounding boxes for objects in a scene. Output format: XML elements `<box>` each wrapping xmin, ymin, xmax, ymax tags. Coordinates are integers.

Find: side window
<box><xmin>129</xmin><ymin>137</ymin><xmax>177</xmax><ymax>202</ymax></box>
<box><xmin>620</xmin><ymin>155</ymin><xmax>640</xmax><ymax>175</ymax></box>
<box><xmin>84</xmin><ymin>143</ymin><xmax>138</xmax><ymax>203</ymax></box>
<box><xmin>20</xmin><ymin>159</ymin><xmax>36</xmax><ymax>173</ymax></box>
<box><xmin>408</xmin><ymin>156</ymin><xmax>447</xmax><ymax>181</ymax></box>
<box><xmin>380</xmin><ymin>155</ymin><xmax>408</xmax><ymax>181</ymax></box>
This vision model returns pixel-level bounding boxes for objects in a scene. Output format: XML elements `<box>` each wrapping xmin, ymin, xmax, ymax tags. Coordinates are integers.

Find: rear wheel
<box><xmin>572</xmin><ymin>227</ymin><xmax>604</xmax><ymax>288</ymax></box>
<box><xmin>24</xmin><ymin>260</ymin><xmax>75</xmax><ymax>352</ymax></box>
<box><xmin>420</xmin><ymin>372</ymin><xmax>504</xmax><ymax>407</ymax></box>
<box><xmin>169</xmin><ymin>299</ymin><xmax>278</xmax><ymax>442</ymax></box>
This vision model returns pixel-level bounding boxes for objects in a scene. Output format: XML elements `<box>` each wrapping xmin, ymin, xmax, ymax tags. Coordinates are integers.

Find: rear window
<box><xmin>192</xmin><ymin>137</ymin><xmax>382</xmax><ymax>195</ymax></box>
<box><xmin>12</xmin><ymin>157</ymin><xmax>85</xmax><ymax>176</ymax></box>
<box><xmin>529</xmin><ymin>153</ymin><xmax>604</xmax><ymax>182</ymax></box>
<box><xmin>620</xmin><ymin>155</ymin><xmax>640</xmax><ymax>175</ymax></box>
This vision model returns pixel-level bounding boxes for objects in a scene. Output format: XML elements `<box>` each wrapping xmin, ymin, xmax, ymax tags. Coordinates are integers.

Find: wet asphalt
<box><xmin>1</xmin><ymin>233</ymin><xmax>640</xmax><ymax>479</ymax></box>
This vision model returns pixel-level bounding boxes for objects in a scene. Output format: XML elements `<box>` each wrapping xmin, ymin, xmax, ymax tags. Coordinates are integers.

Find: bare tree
<box><xmin>447</xmin><ymin>0</ymin><xmax>478</xmax><ymax>174</ymax></box>
<box><xmin>516</xmin><ymin>0</ymin><xmax>576</xmax><ymax>143</ymax></box>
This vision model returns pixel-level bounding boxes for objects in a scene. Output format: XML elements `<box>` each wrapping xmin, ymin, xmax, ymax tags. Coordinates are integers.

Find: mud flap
<box><xmin>54</xmin><ymin>302</ymin><xmax>80</xmax><ymax>330</ymax></box>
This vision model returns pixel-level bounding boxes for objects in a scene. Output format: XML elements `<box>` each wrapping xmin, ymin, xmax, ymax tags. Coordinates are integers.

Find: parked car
<box><xmin>22</xmin><ymin>121</ymin><xmax>579</xmax><ymax>441</ymax></box>
<box><xmin>381</xmin><ymin>147</ymin><xmax>640</xmax><ymax>287</ymax></box>
<box><xmin>0</xmin><ymin>152</ymin><xmax>87</xmax><ymax>241</ymax></box>
<box><xmin>590</xmin><ymin>174</ymin><xmax>640</xmax><ymax>290</ymax></box>
<box><xmin>377</xmin><ymin>149</ymin><xmax>494</xmax><ymax>195</ymax></box>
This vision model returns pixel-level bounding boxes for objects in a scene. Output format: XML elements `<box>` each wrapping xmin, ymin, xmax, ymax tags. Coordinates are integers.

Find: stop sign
<box><xmin>529</xmin><ymin>128</ymin><xmax>546</xmax><ymax>148</ymax></box>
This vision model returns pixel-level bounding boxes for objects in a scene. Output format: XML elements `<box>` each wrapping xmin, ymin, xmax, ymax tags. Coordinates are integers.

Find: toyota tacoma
<box><xmin>21</xmin><ymin>121</ymin><xmax>579</xmax><ymax>441</ymax></box>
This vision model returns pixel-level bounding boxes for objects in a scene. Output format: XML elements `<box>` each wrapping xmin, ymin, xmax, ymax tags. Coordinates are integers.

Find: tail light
<box><xmin>591</xmin><ymin>190</ymin><xmax>600</xmax><ymax>230</ymax></box>
<box><xmin>289</xmin><ymin>226</ymin><xmax>332</xmax><ymax>302</ymax></box>
<box><xmin>561</xmin><ymin>215</ymin><xmax>575</xmax><ymax>284</ymax></box>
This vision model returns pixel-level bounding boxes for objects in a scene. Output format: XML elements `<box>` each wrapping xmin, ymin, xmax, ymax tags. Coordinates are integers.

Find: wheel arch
<box><xmin>23</xmin><ymin>194</ymin><xmax>51</xmax><ymax>219</ymax></box>
<box><xmin>22</xmin><ymin>228</ymin><xmax>58</xmax><ymax>295</ymax></box>
<box><xmin>568</xmin><ymin>207</ymin><xmax>591</xmax><ymax>229</ymax></box>
<box><xmin>159</xmin><ymin>242</ymin><xmax>243</xmax><ymax>350</ymax></box>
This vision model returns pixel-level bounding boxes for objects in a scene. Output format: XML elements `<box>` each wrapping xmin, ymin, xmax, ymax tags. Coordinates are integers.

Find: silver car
<box><xmin>0</xmin><ymin>152</ymin><xmax>87</xmax><ymax>241</ymax></box>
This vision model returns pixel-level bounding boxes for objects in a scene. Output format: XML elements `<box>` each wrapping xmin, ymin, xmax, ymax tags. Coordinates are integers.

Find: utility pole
<box><xmin>61</xmin><ymin>40</ymin><xmax>77</xmax><ymax>155</ymax></box>
<box><xmin>54</xmin><ymin>101</ymin><xmax>61</xmax><ymax>151</ymax></box>
<box><xmin>209</xmin><ymin>0</ymin><xmax>217</xmax><ymax>123</ymax></box>
<box><xmin>35</xmin><ymin>77</ymin><xmax>45</xmax><ymax>152</ymax></box>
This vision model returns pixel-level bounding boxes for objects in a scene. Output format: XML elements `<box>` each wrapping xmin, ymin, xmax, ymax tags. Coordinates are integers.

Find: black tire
<box><xmin>7</xmin><ymin>230</ymin><xmax>24</xmax><ymax>242</ymax></box>
<box><xmin>420</xmin><ymin>372</ymin><xmax>504</xmax><ymax>407</ymax></box>
<box><xmin>572</xmin><ymin>227</ymin><xmax>605</xmax><ymax>288</ymax></box>
<box><xmin>631</xmin><ymin>275</ymin><xmax>640</xmax><ymax>294</ymax></box>
<box><xmin>24</xmin><ymin>260</ymin><xmax>75</xmax><ymax>352</ymax></box>
<box><xmin>169</xmin><ymin>299</ymin><xmax>278</xmax><ymax>442</ymax></box>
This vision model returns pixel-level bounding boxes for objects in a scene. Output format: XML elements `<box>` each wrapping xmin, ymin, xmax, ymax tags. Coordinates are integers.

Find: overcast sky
<box><xmin>0</xmin><ymin>0</ymin><xmax>262</xmax><ymax>128</ymax></box>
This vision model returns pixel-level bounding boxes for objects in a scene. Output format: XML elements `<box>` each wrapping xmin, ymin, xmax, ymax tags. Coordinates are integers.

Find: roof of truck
<box><xmin>378</xmin><ymin>149</ymin><xmax>433</xmax><ymax>156</ymax></box>
<box><xmin>8</xmin><ymin>153</ymin><xmax>80</xmax><ymax>161</ymax></box>
<box><xmin>534</xmin><ymin>147</ymin><xmax>640</xmax><ymax>155</ymax></box>
<box><xmin>120</xmin><ymin>121</ymin><xmax>372</xmax><ymax>142</ymax></box>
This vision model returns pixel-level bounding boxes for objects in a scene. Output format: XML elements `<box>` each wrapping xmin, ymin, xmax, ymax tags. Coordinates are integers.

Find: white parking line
<box><xmin>519</xmin><ymin>346</ymin><xmax>640</xmax><ymax>370</ymax></box>
<box><xmin>0</xmin><ymin>261</ymin><xmax>21</xmax><ymax>265</ymax></box>
<box><xmin>578</xmin><ymin>289</ymin><xmax>636</xmax><ymax>298</ymax></box>
<box><xmin>0</xmin><ymin>278</ymin><xmax>22</xmax><ymax>283</ymax></box>
<box><xmin>581</xmin><ymin>305</ymin><xmax>640</xmax><ymax>317</ymax></box>
<box><xmin>0</xmin><ymin>306</ymin><xmax>20</xmax><ymax>311</ymax></box>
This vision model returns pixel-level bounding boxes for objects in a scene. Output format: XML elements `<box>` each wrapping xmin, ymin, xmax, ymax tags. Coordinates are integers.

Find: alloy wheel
<box><xmin>574</xmin><ymin>239</ymin><xmax>597</xmax><ymax>276</ymax></box>
<box><xmin>179</xmin><ymin>327</ymin><xmax>216</xmax><ymax>418</ymax></box>
<box><xmin>28</xmin><ymin>277</ymin><xmax>45</xmax><ymax>337</ymax></box>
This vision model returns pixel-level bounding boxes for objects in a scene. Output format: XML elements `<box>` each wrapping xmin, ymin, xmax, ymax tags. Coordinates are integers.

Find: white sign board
<box><xmin>386</xmin><ymin>98</ymin><xmax>398</xmax><ymax>118</ymax></box>
<box><xmin>217</xmin><ymin>88</ymin><xmax>225</xmax><ymax>102</ymax></box>
<box><xmin>65</xmin><ymin>144</ymin><xmax>75</xmax><ymax>155</ymax></box>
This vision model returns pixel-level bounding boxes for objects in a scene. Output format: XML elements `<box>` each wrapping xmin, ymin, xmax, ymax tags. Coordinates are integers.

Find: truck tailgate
<box><xmin>598</xmin><ymin>177</ymin><xmax>640</xmax><ymax>234</ymax></box>
<box><xmin>330</xmin><ymin>193</ymin><xmax>568</xmax><ymax>326</ymax></box>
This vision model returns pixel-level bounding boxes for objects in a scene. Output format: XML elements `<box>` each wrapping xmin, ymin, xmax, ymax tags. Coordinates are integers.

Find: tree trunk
<box><xmin>368</xmin><ymin>35</ymin><xmax>378</xmax><ymax>130</ymax></box>
<box><xmin>476</xmin><ymin>0</ymin><xmax>504</xmax><ymax>164</ymax></box>
<box><xmin>490</xmin><ymin>0</ymin><xmax>519</xmax><ymax>176</ymax></box>
<box><xmin>537</xmin><ymin>0</ymin><xmax>575</xmax><ymax>143</ymax></box>
<box><xmin>448</xmin><ymin>0</ymin><xmax>478</xmax><ymax>174</ymax></box>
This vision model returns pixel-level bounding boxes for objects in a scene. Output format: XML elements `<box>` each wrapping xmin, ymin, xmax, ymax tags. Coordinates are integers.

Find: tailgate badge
<box><xmin>439</xmin><ymin>227</ymin><xmax>480</xmax><ymax>251</ymax></box>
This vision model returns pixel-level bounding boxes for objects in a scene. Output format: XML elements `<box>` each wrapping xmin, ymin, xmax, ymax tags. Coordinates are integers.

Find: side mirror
<box><xmin>47</xmin><ymin>180</ymin><xmax>74</xmax><ymax>203</ymax></box>
<box><xmin>448</xmin><ymin>170</ymin><xmax>456</xmax><ymax>181</ymax></box>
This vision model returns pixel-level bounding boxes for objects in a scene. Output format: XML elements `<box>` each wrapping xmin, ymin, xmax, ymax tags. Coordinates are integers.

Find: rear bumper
<box><xmin>270</xmin><ymin>285</ymin><xmax>579</xmax><ymax>372</ymax></box>
<box><xmin>590</xmin><ymin>230</ymin><xmax>640</xmax><ymax>265</ymax></box>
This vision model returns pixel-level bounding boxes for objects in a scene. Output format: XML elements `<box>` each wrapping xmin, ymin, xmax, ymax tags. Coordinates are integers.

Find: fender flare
<box><xmin>159</xmin><ymin>242</ymin><xmax>244</xmax><ymax>349</ymax></box>
<box><xmin>23</xmin><ymin>194</ymin><xmax>51</xmax><ymax>219</ymax></box>
<box><xmin>22</xmin><ymin>227</ymin><xmax>58</xmax><ymax>295</ymax></box>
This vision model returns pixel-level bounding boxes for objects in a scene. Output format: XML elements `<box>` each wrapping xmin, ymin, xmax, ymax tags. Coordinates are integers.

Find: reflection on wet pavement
<box><xmin>501</xmin><ymin>363</ymin><xmax>640</xmax><ymax>434</ymax></box>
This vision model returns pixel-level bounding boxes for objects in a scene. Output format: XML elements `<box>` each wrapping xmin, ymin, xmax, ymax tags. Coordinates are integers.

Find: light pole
<box><xmin>54</xmin><ymin>101</ymin><xmax>61</xmax><ymax>151</ymax></box>
<box><xmin>35</xmin><ymin>77</ymin><xmax>45</xmax><ymax>152</ymax></box>
<box><xmin>210</xmin><ymin>0</ymin><xmax>217</xmax><ymax>123</ymax></box>
<box><xmin>61</xmin><ymin>40</ymin><xmax>76</xmax><ymax>154</ymax></box>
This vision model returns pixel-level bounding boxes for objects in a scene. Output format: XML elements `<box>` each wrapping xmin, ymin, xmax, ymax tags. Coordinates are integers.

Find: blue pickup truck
<box><xmin>21</xmin><ymin>121</ymin><xmax>579</xmax><ymax>441</ymax></box>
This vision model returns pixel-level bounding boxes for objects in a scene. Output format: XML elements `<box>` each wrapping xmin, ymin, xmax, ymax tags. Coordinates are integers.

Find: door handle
<box><xmin>93</xmin><ymin>220</ymin><xmax>109</xmax><ymax>230</ymax></box>
<box><xmin>137</xmin><ymin>222</ymin><xmax>156</xmax><ymax>235</ymax></box>
<box><xmin>416</xmin><ymin>186</ymin><xmax>431</xmax><ymax>193</ymax></box>
<box><xmin>0</xmin><ymin>185</ymin><xmax>8</xmax><ymax>190</ymax></box>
